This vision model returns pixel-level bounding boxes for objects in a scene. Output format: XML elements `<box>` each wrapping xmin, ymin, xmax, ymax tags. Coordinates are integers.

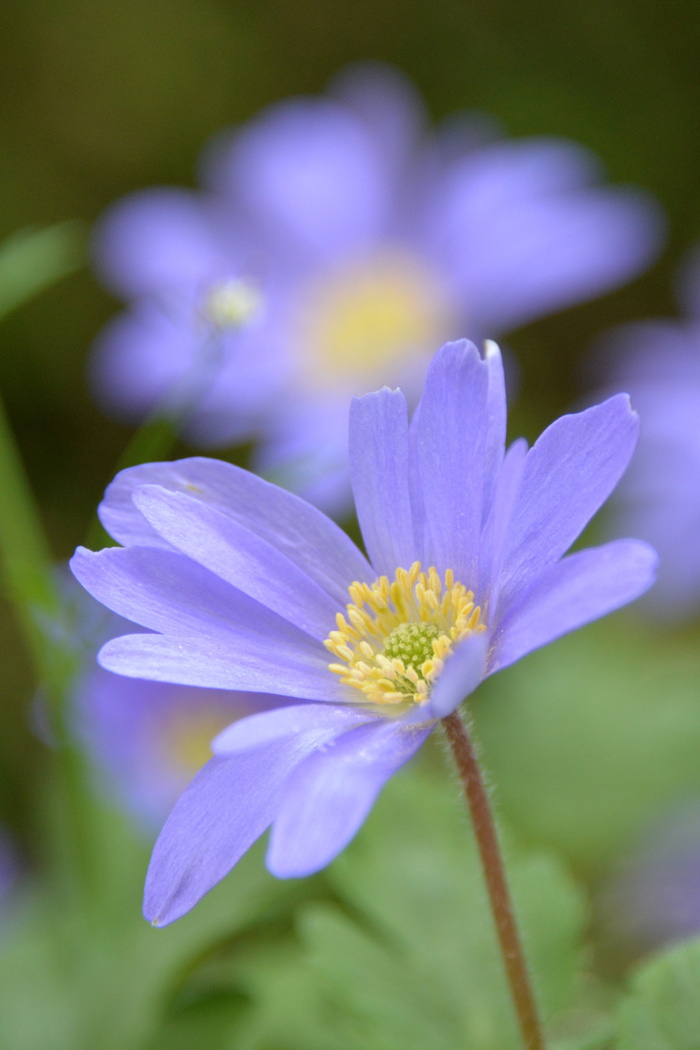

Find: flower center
<box><xmin>295</xmin><ymin>248</ymin><xmax>455</xmax><ymax>389</ymax></box>
<box><xmin>325</xmin><ymin>562</ymin><xmax>484</xmax><ymax>706</ymax></box>
<box><xmin>201</xmin><ymin>278</ymin><xmax>262</xmax><ymax>330</ymax></box>
<box><xmin>158</xmin><ymin>705</ymin><xmax>240</xmax><ymax>776</ymax></box>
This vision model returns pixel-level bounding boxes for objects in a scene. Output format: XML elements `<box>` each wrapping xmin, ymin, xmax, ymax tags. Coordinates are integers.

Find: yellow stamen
<box><xmin>324</xmin><ymin>562</ymin><xmax>485</xmax><ymax>707</ymax></box>
<box><xmin>295</xmin><ymin>248</ymin><xmax>456</xmax><ymax>389</ymax></box>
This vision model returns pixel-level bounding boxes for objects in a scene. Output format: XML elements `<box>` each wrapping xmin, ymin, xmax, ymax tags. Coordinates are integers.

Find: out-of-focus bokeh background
<box><xmin>2</xmin><ymin>1</ymin><xmax>700</xmax><ymax>1046</ymax></box>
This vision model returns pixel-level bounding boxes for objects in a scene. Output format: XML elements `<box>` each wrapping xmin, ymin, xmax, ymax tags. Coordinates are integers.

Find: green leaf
<box><xmin>0</xmin><ymin>835</ymin><xmax>304</xmax><ymax>1050</ymax></box>
<box><xmin>0</xmin><ymin>221</ymin><xmax>85</xmax><ymax>322</ymax></box>
<box><xmin>616</xmin><ymin>936</ymin><xmax>700</xmax><ymax>1049</ymax></box>
<box><xmin>286</xmin><ymin>765</ymin><xmax>601</xmax><ymax>1050</ymax></box>
<box><xmin>473</xmin><ymin>620</ymin><xmax>700</xmax><ymax>871</ymax></box>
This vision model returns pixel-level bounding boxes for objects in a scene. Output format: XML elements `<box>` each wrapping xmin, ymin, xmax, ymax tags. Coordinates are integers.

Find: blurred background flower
<box><xmin>90</xmin><ymin>63</ymin><xmax>663</xmax><ymax>511</ymax></box>
<box><xmin>593</xmin><ymin>247</ymin><xmax>700</xmax><ymax>619</ymax></box>
<box><xmin>598</xmin><ymin>798</ymin><xmax>700</xmax><ymax>963</ymax></box>
<box><xmin>77</xmin><ymin>660</ymin><xmax>289</xmax><ymax>825</ymax></box>
<box><xmin>2</xmin><ymin>0</ymin><xmax>700</xmax><ymax>1043</ymax></box>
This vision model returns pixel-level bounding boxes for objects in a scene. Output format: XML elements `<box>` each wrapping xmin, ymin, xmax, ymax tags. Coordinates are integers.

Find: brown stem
<box><xmin>442</xmin><ymin>710</ymin><xmax>545</xmax><ymax>1050</ymax></box>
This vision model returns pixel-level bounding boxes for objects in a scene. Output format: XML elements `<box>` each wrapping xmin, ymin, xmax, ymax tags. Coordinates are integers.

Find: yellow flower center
<box><xmin>325</xmin><ymin>562</ymin><xmax>484</xmax><ymax>707</ymax></box>
<box><xmin>295</xmin><ymin>248</ymin><xmax>455</xmax><ymax>390</ymax></box>
<box><xmin>158</xmin><ymin>704</ymin><xmax>242</xmax><ymax>775</ymax></box>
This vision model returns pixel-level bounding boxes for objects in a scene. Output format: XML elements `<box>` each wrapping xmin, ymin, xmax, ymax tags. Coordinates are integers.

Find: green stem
<box><xmin>0</xmin><ymin>388</ymin><xmax>94</xmax><ymax>897</ymax></box>
<box><xmin>442</xmin><ymin>710</ymin><xmax>545</xmax><ymax>1050</ymax></box>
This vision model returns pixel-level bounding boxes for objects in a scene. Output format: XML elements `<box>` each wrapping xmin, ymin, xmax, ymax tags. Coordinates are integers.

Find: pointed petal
<box><xmin>98</xmin><ymin>457</ymin><xmax>372</xmax><ymax>605</ymax></box>
<box><xmin>266</xmin><ymin>717</ymin><xmax>432</xmax><ymax>878</ymax></box>
<box><xmin>491</xmin><ymin>539</ymin><xmax>658</xmax><ymax>673</ymax></box>
<box><xmin>482</xmin><ymin>340</ymin><xmax>507</xmax><ymax>520</ymax></box>
<box><xmin>98</xmin><ymin>633</ymin><xmax>349</xmax><ymax>702</ymax></box>
<box><xmin>145</xmin><ymin>702</ymin><xmax>377</xmax><ymax>924</ymax></box>
<box><xmin>349</xmin><ymin>387</ymin><xmax>416</xmax><ymax>576</ymax></box>
<box><xmin>424</xmin><ymin>631</ymin><xmax>489</xmax><ymax>718</ymax></box>
<box><xmin>71</xmin><ymin>545</ymin><xmax>322</xmax><ymax>650</ymax></box>
<box><xmin>411</xmin><ymin>340</ymin><xmax>490</xmax><ymax>583</ymax></box>
<box><xmin>132</xmin><ymin>486</ymin><xmax>341</xmax><ymax>640</ymax></box>
<box><xmin>478</xmin><ymin>438</ymin><xmax>528</xmax><ymax>624</ymax></box>
<box><xmin>500</xmin><ymin>395</ymin><xmax>640</xmax><ymax>606</ymax></box>
<box><xmin>212</xmin><ymin>702</ymin><xmax>371</xmax><ymax>754</ymax></box>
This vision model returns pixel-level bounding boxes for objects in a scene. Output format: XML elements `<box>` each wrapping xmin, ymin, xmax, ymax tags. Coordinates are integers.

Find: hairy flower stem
<box><xmin>442</xmin><ymin>710</ymin><xmax>545</xmax><ymax>1050</ymax></box>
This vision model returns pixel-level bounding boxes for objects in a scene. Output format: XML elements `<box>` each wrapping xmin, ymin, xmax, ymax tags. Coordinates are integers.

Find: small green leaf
<box><xmin>474</xmin><ymin>620</ymin><xmax>700</xmax><ymax>871</ymax></box>
<box><xmin>617</xmin><ymin>936</ymin><xmax>700</xmax><ymax>1049</ymax></box>
<box><xmin>290</xmin><ymin>765</ymin><xmax>600</xmax><ymax>1050</ymax></box>
<box><xmin>0</xmin><ymin>221</ymin><xmax>85</xmax><ymax>322</ymax></box>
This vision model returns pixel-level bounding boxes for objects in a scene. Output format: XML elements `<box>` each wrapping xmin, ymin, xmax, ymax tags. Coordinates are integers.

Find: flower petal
<box><xmin>98</xmin><ymin>457</ymin><xmax>372</xmax><ymax>604</ymax></box>
<box><xmin>426</xmin><ymin>138</ymin><xmax>664</xmax><ymax>334</ymax></box>
<box><xmin>212</xmin><ymin>702</ymin><xmax>371</xmax><ymax>755</ymax></box>
<box><xmin>90</xmin><ymin>303</ymin><xmax>195</xmax><ymax>421</ymax></box>
<box><xmin>71</xmin><ymin>545</ymin><xmax>318</xmax><ymax>647</ymax></box>
<box><xmin>71</xmin><ymin>546</ymin><xmax>347</xmax><ymax>699</ymax></box>
<box><xmin>266</xmin><ymin>717</ymin><xmax>433</xmax><ymax>878</ymax></box>
<box><xmin>478</xmin><ymin>437</ymin><xmax>528</xmax><ymax>624</ymax></box>
<box><xmin>424</xmin><ymin>631</ymin><xmax>489</xmax><ymax>718</ymax></box>
<box><xmin>93</xmin><ymin>188</ymin><xmax>230</xmax><ymax>299</ymax></box>
<box><xmin>411</xmin><ymin>340</ymin><xmax>490</xmax><ymax>583</ymax></box>
<box><xmin>145</xmin><ymin>702</ymin><xmax>377</xmax><ymax>924</ymax></box>
<box><xmin>349</xmin><ymin>386</ymin><xmax>416</xmax><ymax>576</ymax></box>
<box><xmin>98</xmin><ymin>633</ymin><xmax>350</xmax><ymax>701</ymax></box>
<box><xmin>132</xmin><ymin>486</ymin><xmax>341</xmax><ymax>640</ymax></box>
<box><xmin>499</xmin><ymin>395</ymin><xmax>640</xmax><ymax>606</ymax></box>
<box><xmin>491</xmin><ymin>539</ymin><xmax>658</xmax><ymax>673</ymax></box>
<box><xmin>214</xmin><ymin>98</ymin><xmax>387</xmax><ymax>257</ymax></box>
<box><xmin>482</xmin><ymin>340</ymin><xmax>507</xmax><ymax>520</ymax></box>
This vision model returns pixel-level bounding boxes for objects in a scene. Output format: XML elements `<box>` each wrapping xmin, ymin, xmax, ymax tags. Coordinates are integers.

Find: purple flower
<box><xmin>91</xmin><ymin>63</ymin><xmax>664</xmax><ymax>512</ymax></box>
<box><xmin>595</xmin><ymin>247</ymin><xmax>700</xmax><ymax>618</ymax></box>
<box><xmin>600</xmin><ymin>801</ymin><xmax>700</xmax><ymax>957</ymax></box>
<box><xmin>77</xmin><ymin>656</ymin><xmax>288</xmax><ymax>823</ymax></box>
<box><xmin>71</xmin><ymin>340</ymin><xmax>656</xmax><ymax>924</ymax></box>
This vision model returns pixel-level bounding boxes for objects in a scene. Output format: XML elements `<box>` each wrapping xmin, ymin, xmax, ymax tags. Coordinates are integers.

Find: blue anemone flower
<box><xmin>71</xmin><ymin>340</ymin><xmax>656</xmax><ymax>924</ymax></box>
<box><xmin>90</xmin><ymin>63</ymin><xmax>664</xmax><ymax>513</ymax></box>
<box><xmin>595</xmin><ymin>245</ymin><xmax>700</xmax><ymax>619</ymax></box>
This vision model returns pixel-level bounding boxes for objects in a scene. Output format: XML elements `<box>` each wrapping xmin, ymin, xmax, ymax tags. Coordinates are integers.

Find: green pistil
<box><xmin>382</xmin><ymin>622</ymin><xmax>440</xmax><ymax>672</ymax></box>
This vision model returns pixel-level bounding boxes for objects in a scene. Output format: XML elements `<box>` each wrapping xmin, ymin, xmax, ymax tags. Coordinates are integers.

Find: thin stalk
<box><xmin>442</xmin><ymin>710</ymin><xmax>545</xmax><ymax>1050</ymax></box>
<box><xmin>0</xmin><ymin>389</ymin><xmax>95</xmax><ymax>900</ymax></box>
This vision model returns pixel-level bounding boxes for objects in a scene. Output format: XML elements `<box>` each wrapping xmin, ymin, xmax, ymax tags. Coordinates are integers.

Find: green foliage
<box><xmin>474</xmin><ymin>620</ymin><xmax>700</xmax><ymax>871</ymax></box>
<box><xmin>0</xmin><ymin>222</ymin><xmax>85</xmax><ymax>324</ymax></box>
<box><xmin>0</xmin><ymin>816</ymin><xmax>303</xmax><ymax>1050</ymax></box>
<box><xmin>616</xmin><ymin>937</ymin><xmax>700</xmax><ymax>1050</ymax></box>
<box><xmin>227</xmin><ymin>764</ymin><xmax>606</xmax><ymax>1050</ymax></box>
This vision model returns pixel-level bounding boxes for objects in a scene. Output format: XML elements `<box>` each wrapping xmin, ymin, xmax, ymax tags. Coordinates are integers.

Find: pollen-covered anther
<box><xmin>324</xmin><ymin>561</ymin><xmax>485</xmax><ymax>707</ymax></box>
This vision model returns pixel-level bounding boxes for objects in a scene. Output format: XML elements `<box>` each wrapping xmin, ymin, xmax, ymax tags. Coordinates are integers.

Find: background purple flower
<box><xmin>77</xmin><ymin>658</ymin><xmax>289</xmax><ymax>824</ymax></box>
<box><xmin>594</xmin><ymin>246</ymin><xmax>700</xmax><ymax>619</ymax></box>
<box><xmin>599</xmin><ymin>799</ymin><xmax>700</xmax><ymax>959</ymax></box>
<box><xmin>91</xmin><ymin>63</ymin><xmax>664</xmax><ymax>512</ymax></box>
<box><xmin>71</xmin><ymin>340</ymin><xmax>657</xmax><ymax>924</ymax></box>
<box><xmin>67</xmin><ymin>583</ymin><xmax>296</xmax><ymax>824</ymax></box>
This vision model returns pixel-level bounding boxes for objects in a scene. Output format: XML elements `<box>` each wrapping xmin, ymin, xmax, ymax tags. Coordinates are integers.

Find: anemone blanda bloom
<box><xmin>595</xmin><ymin>247</ymin><xmax>700</xmax><ymax>619</ymax></box>
<box><xmin>71</xmin><ymin>341</ymin><xmax>656</xmax><ymax>925</ymax></box>
<box><xmin>91</xmin><ymin>63</ymin><xmax>663</xmax><ymax>512</ymax></box>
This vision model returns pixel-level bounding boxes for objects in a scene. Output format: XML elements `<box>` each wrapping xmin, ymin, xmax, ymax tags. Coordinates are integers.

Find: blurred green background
<box><xmin>1</xmin><ymin>0</ymin><xmax>700</xmax><ymax>1007</ymax></box>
